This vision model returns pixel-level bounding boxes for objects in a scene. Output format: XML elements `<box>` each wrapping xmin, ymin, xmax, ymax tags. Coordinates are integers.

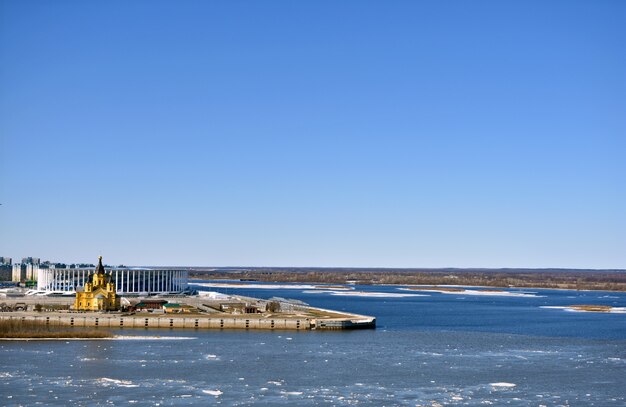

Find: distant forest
<box><xmin>189</xmin><ymin>268</ymin><xmax>626</xmax><ymax>292</ymax></box>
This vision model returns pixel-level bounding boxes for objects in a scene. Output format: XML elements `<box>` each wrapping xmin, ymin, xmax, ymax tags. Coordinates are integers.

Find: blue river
<box><xmin>1</xmin><ymin>283</ymin><xmax>625</xmax><ymax>406</ymax></box>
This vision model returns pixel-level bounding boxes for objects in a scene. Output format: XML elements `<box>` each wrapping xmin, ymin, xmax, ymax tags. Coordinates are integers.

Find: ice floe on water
<box><xmin>194</xmin><ymin>282</ymin><xmax>319</xmax><ymax>290</ymax></box>
<box><xmin>193</xmin><ymin>282</ymin><xmax>359</xmax><ymax>291</ymax></box>
<box><xmin>268</xmin><ymin>380</ymin><xmax>284</xmax><ymax>386</ymax></box>
<box><xmin>399</xmin><ymin>287</ymin><xmax>543</xmax><ymax>297</ymax></box>
<box><xmin>490</xmin><ymin>382</ymin><xmax>517</xmax><ymax>388</ymax></box>
<box><xmin>280</xmin><ymin>391</ymin><xmax>304</xmax><ymax>396</ymax></box>
<box><xmin>202</xmin><ymin>389</ymin><xmax>223</xmax><ymax>396</ymax></box>
<box><xmin>608</xmin><ymin>357</ymin><xmax>623</xmax><ymax>363</ymax></box>
<box><xmin>112</xmin><ymin>335</ymin><xmax>197</xmax><ymax>340</ymax></box>
<box><xmin>97</xmin><ymin>378</ymin><xmax>139</xmax><ymax>388</ymax></box>
<box><xmin>302</xmin><ymin>290</ymin><xmax>427</xmax><ymax>298</ymax></box>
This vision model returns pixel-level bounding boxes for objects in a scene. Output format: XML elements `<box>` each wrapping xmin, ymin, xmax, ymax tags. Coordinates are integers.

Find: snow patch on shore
<box><xmin>541</xmin><ymin>306</ymin><xmax>626</xmax><ymax>314</ymax></box>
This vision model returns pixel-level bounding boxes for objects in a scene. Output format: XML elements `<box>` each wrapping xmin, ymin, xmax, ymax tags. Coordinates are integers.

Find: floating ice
<box><xmin>193</xmin><ymin>282</ymin><xmax>318</xmax><ymax>290</ymax></box>
<box><xmin>400</xmin><ymin>287</ymin><xmax>543</xmax><ymax>297</ymax></box>
<box><xmin>302</xmin><ymin>290</ymin><xmax>427</xmax><ymax>298</ymax></box>
<box><xmin>98</xmin><ymin>378</ymin><xmax>138</xmax><ymax>388</ymax></box>
<box><xmin>490</xmin><ymin>382</ymin><xmax>516</xmax><ymax>388</ymax></box>
<box><xmin>112</xmin><ymin>336</ymin><xmax>196</xmax><ymax>340</ymax></box>
<box><xmin>268</xmin><ymin>381</ymin><xmax>283</xmax><ymax>386</ymax></box>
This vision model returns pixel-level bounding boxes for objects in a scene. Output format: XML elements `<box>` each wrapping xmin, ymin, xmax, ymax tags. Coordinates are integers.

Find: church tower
<box><xmin>74</xmin><ymin>256</ymin><xmax>120</xmax><ymax>311</ymax></box>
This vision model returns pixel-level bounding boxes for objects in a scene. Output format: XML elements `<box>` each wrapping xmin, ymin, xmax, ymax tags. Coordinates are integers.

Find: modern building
<box><xmin>21</xmin><ymin>257</ymin><xmax>40</xmax><ymax>266</ymax></box>
<box><xmin>37</xmin><ymin>264</ymin><xmax>189</xmax><ymax>295</ymax></box>
<box><xmin>0</xmin><ymin>258</ymin><xmax>13</xmax><ymax>281</ymax></box>
<box><xmin>10</xmin><ymin>257</ymin><xmax>41</xmax><ymax>282</ymax></box>
<box><xmin>0</xmin><ymin>265</ymin><xmax>11</xmax><ymax>281</ymax></box>
<box><xmin>74</xmin><ymin>256</ymin><xmax>120</xmax><ymax>311</ymax></box>
<box><xmin>12</xmin><ymin>263</ymin><xmax>39</xmax><ymax>282</ymax></box>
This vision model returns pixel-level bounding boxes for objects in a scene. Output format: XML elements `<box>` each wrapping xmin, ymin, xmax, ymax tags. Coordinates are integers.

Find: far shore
<box><xmin>189</xmin><ymin>268</ymin><xmax>626</xmax><ymax>292</ymax></box>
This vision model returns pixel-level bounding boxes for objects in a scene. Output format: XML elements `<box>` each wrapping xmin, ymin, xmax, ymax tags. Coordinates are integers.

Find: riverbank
<box><xmin>0</xmin><ymin>290</ymin><xmax>376</xmax><ymax>331</ymax></box>
<box><xmin>0</xmin><ymin>309</ymin><xmax>375</xmax><ymax>331</ymax></box>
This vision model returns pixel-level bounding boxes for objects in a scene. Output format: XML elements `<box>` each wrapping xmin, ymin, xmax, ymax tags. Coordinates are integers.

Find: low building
<box><xmin>218</xmin><ymin>302</ymin><xmax>260</xmax><ymax>314</ymax></box>
<box><xmin>131</xmin><ymin>299</ymin><xmax>168</xmax><ymax>312</ymax></box>
<box><xmin>74</xmin><ymin>256</ymin><xmax>120</xmax><ymax>311</ymax></box>
<box><xmin>163</xmin><ymin>303</ymin><xmax>197</xmax><ymax>314</ymax></box>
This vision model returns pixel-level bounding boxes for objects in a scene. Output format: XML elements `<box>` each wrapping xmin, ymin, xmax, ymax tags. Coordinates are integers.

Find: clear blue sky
<box><xmin>1</xmin><ymin>1</ymin><xmax>624</xmax><ymax>268</ymax></box>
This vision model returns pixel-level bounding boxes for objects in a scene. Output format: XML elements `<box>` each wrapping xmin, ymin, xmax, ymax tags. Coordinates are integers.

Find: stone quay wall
<box><xmin>0</xmin><ymin>313</ymin><xmax>312</xmax><ymax>330</ymax></box>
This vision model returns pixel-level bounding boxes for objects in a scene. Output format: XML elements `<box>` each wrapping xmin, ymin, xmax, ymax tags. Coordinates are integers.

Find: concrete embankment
<box><xmin>0</xmin><ymin>293</ymin><xmax>375</xmax><ymax>330</ymax></box>
<box><xmin>0</xmin><ymin>311</ymin><xmax>375</xmax><ymax>331</ymax></box>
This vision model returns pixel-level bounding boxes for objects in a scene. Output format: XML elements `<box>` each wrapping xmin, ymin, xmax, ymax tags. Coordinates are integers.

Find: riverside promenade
<box><xmin>0</xmin><ymin>311</ymin><xmax>375</xmax><ymax>330</ymax></box>
<box><xmin>0</xmin><ymin>295</ymin><xmax>376</xmax><ymax>331</ymax></box>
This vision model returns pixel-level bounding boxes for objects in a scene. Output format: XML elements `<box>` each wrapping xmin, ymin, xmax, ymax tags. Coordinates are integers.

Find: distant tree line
<box><xmin>189</xmin><ymin>268</ymin><xmax>626</xmax><ymax>291</ymax></box>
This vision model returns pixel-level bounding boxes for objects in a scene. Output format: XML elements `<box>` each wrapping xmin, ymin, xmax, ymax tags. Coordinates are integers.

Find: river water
<box><xmin>1</xmin><ymin>283</ymin><xmax>625</xmax><ymax>406</ymax></box>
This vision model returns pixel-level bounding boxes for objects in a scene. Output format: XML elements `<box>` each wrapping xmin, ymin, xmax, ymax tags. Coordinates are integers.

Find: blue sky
<box><xmin>1</xmin><ymin>1</ymin><xmax>624</xmax><ymax>268</ymax></box>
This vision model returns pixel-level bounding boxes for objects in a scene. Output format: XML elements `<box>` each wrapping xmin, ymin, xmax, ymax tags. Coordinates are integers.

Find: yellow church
<box><xmin>74</xmin><ymin>256</ymin><xmax>120</xmax><ymax>311</ymax></box>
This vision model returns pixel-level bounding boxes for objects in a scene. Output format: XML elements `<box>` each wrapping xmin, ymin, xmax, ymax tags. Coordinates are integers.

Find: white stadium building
<box><xmin>37</xmin><ymin>266</ymin><xmax>189</xmax><ymax>295</ymax></box>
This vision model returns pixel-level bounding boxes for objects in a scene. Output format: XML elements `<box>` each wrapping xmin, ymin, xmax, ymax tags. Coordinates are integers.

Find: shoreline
<box><xmin>0</xmin><ymin>302</ymin><xmax>376</xmax><ymax>331</ymax></box>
